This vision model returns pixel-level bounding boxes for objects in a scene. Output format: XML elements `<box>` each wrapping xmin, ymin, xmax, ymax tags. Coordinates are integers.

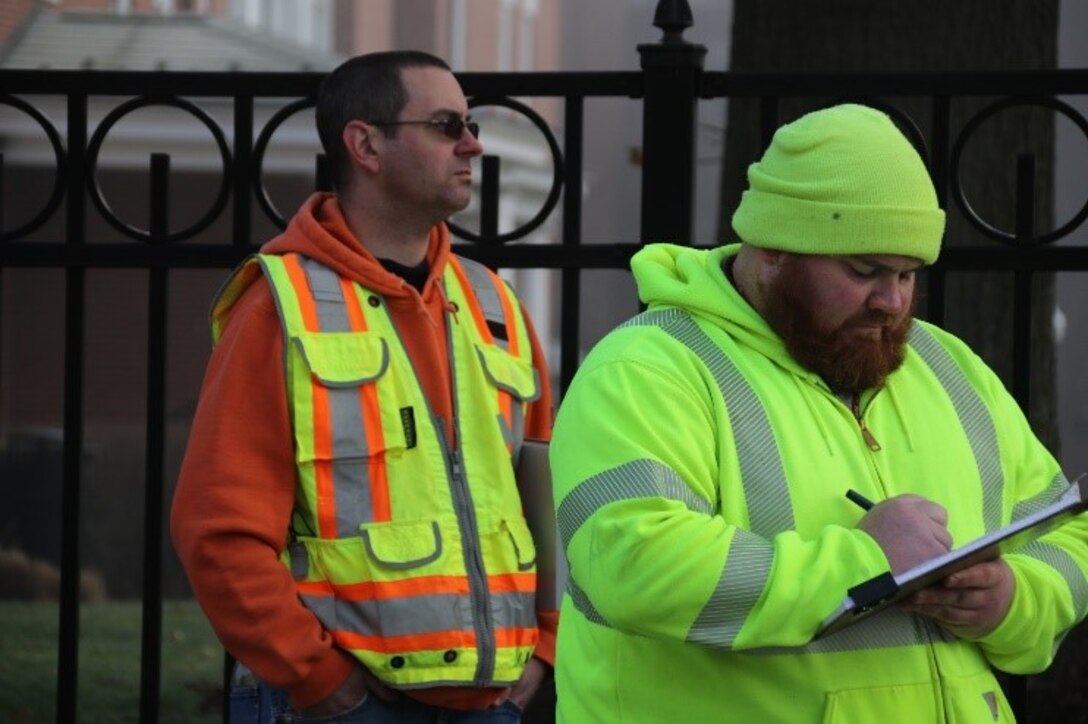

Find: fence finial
<box><xmin>653</xmin><ymin>0</ymin><xmax>694</xmax><ymax>43</ymax></box>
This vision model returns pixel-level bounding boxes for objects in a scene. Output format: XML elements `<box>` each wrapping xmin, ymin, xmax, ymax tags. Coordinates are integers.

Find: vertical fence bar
<box><xmin>1001</xmin><ymin>151</ymin><xmax>1037</xmax><ymax>724</ymax></box>
<box><xmin>58</xmin><ymin>89</ymin><xmax>89</xmax><ymax>724</ymax></box>
<box><xmin>481</xmin><ymin>155</ymin><xmax>501</xmax><ymax>241</ymax></box>
<box><xmin>560</xmin><ymin>96</ymin><xmax>584</xmax><ymax>395</ymax></box>
<box><xmin>759</xmin><ymin>96</ymin><xmax>780</xmax><ymax>154</ymax></box>
<box><xmin>233</xmin><ymin>95</ymin><xmax>254</xmax><ymax>250</ymax></box>
<box><xmin>1011</xmin><ymin>152</ymin><xmax>1035</xmax><ymax>409</ymax></box>
<box><xmin>926</xmin><ymin>96</ymin><xmax>951</xmax><ymax>326</ymax></box>
<box><xmin>637</xmin><ymin>0</ymin><xmax>705</xmax><ymax>245</ymax></box>
<box><xmin>139</xmin><ymin>153</ymin><xmax>170</xmax><ymax>724</ymax></box>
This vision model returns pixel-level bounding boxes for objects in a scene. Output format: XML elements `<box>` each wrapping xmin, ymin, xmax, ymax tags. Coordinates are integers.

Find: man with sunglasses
<box><xmin>172</xmin><ymin>51</ymin><xmax>556</xmax><ymax>723</ymax></box>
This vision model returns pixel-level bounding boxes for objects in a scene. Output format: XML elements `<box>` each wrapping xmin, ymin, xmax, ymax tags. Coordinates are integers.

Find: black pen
<box><xmin>846</xmin><ymin>489</ymin><xmax>875</xmax><ymax>511</ymax></box>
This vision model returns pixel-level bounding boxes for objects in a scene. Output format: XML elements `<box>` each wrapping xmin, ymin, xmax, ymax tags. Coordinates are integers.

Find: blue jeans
<box><xmin>230</xmin><ymin>672</ymin><xmax>523</xmax><ymax>724</ymax></box>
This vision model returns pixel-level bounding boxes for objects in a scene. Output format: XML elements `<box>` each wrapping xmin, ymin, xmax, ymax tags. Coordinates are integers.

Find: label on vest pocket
<box><xmin>400</xmin><ymin>407</ymin><xmax>417</xmax><ymax>449</ymax></box>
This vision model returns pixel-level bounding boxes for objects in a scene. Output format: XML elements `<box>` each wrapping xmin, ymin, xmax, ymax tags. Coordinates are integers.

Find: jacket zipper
<box><xmin>852</xmin><ymin>394</ymin><xmax>882</xmax><ymax>451</ymax></box>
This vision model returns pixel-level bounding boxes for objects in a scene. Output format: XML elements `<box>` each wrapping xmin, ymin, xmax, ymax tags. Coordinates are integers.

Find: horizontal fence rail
<box><xmin>1</xmin><ymin>34</ymin><xmax>1087</xmax><ymax>724</ymax></box>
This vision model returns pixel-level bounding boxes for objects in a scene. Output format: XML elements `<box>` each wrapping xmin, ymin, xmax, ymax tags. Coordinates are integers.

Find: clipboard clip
<box><xmin>847</xmin><ymin>571</ymin><xmax>899</xmax><ymax>614</ymax></box>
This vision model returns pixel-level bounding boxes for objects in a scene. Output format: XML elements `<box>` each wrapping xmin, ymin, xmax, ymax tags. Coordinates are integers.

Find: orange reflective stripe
<box><xmin>494</xmin><ymin>626</ymin><xmax>538</xmax><ymax>648</ymax></box>
<box><xmin>336</xmin><ymin>629</ymin><xmax>473</xmax><ymax>654</ymax></box>
<box><xmin>284</xmin><ymin>255</ymin><xmax>337</xmax><ymax>538</ymax></box>
<box><xmin>340</xmin><ymin>278</ymin><xmax>367</xmax><ymax>331</ymax></box>
<box><xmin>283</xmin><ymin>255</ymin><xmax>319</xmax><ymax>331</ymax></box>
<box><xmin>488</xmin><ymin>572</ymin><xmax>537</xmax><ymax>594</ymax></box>
<box><xmin>339</xmin><ymin>280</ymin><xmax>392</xmax><ymax>522</ymax></box>
<box><xmin>449</xmin><ymin>257</ymin><xmax>494</xmax><ymax>343</ymax></box>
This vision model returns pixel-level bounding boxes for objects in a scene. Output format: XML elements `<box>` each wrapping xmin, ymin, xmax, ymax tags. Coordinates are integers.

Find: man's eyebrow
<box><xmin>848</xmin><ymin>257</ymin><xmax>925</xmax><ymax>274</ymax></box>
<box><xmin>428</xmin><ymin>108</ymin><xmax>471</xmax><ymax>119</ymax></box>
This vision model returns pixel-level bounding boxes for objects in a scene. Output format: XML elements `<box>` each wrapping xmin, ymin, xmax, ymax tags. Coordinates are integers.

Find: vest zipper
<box><xmin>441</xmin><ymin>298</ymin><xmax>498</xmax><ymax>685</ymax></box>
<box><xmin>852</xmin><ymin>395</ymin><xmax>882</xmax><ymax>451</ymax></box>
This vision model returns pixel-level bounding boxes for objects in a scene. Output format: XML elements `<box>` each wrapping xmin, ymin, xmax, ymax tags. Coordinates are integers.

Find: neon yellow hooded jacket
<box><xmin>550</xmin><ymin>243</ymin><xmax>1088</xmax><ymax>723</ymax></box>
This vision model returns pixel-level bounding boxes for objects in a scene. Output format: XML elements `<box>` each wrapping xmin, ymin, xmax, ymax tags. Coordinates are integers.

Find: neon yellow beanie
<box><xmin>731</xmin><ymin>104</ymin><xmax>945</xmax><ymax>264</ymax></box>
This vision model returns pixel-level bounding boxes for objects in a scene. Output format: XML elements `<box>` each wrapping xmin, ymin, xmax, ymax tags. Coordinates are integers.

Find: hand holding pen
<box><xmin>849</xmin><ymin>490</ymin><xmax>953</xmax><ymax>575</ymax></box>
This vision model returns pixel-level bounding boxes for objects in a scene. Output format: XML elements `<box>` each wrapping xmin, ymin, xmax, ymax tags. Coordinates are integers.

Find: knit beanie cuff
<box><xmin>733</xmin><ymin>189</ymin><xmax>946</xmax><ymax>265</ymax></box>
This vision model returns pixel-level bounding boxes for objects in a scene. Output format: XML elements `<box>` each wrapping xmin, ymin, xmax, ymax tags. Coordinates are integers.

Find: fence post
<box><xmin>637</xmin><ymin>0</ymin><xmax>706</xmax><ymax>245</ymax></box>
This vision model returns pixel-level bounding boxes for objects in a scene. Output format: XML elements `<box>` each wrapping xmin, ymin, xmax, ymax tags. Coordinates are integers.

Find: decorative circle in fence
<box><xmin>951</xmin><ymin>97</ymin><xmax>1088</xmax><ymax>246</ymax></box>
<box><xmin>447</xmin><ymin>95</ymin><xmax>564</xmax><ymax>244</ymax></box>
<box><xmin>0</xmin><ymin>94</ymin><xmax>67</xmax><ymax>242</ymax></box>
<box><xmin>85</xmin><ymin>96</ymin><xmax>233</xmax><ymax>243</ymax></box>
<box><xmin>252</xmin><ymin>97</ymin><xmax>316</xmax><ymax>230</ymax></box>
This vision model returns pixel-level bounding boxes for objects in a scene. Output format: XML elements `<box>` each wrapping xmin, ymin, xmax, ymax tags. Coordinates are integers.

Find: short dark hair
<box><xmin>315</xmin><ymin>50</ymin><xmax>451</xmax><ymax>191</ymax></box>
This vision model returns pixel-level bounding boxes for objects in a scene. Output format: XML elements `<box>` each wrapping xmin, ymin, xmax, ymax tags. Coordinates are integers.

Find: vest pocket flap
<box><xmin>293</xmin><ymin>332</ymin><xmax>389</xmax><ymax>387</ymax></box>
<box><xmin>360</xmin><ymin>520</ymin><xmax>443</xmax><ymax>569</ymax></box>
<box><xmin>503</xmin><ymin>517</ymin><xmax>537</xmax><ymax>571</ymax></box>
<box><xmin>475</xmin><ymin>344</ymin><xmax>540</xmax><ymax>401</ymax></box>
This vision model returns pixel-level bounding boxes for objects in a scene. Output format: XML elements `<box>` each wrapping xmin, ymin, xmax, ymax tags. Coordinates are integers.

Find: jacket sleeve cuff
<box><xmin>286</xmin><ymin>649</ymin><xmax>357</xmax><ymax>710</ymax></box>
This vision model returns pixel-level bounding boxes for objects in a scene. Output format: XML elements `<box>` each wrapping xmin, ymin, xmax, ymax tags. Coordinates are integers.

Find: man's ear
<box><xmin>343</xmin><ymin>120</ymin><xmax>380</xmax><ymax>175</ymax></box>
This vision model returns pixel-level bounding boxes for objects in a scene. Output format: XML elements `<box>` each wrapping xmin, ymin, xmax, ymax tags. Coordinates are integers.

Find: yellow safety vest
<box><xmin>211</xmin><ymin>251</ymin><xmax>542</xmax><ymax>689</ymax></box>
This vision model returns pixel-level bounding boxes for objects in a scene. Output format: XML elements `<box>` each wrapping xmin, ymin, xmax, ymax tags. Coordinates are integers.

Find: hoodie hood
<box><xmin>631</xmin><ymin>242</ymin><xmax>823</xmax><ymax>385</ymax></box>
<box><xmin>261</xmin><ymin>192</ymin><xmax>452</xmax><ymax>303</ymax></box>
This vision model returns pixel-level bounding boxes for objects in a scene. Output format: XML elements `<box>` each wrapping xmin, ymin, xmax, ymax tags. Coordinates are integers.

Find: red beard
<box><xmin>760</xmin><ymin>257</ymin><xmax>914</xmax><ymax>394</ymax></box>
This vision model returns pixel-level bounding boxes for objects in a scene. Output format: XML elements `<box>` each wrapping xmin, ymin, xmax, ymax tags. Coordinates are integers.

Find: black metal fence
<box><xmin>1</xmin><ymin>4</ymin><xmax>1088</xmax><ymax>723</ymax></box>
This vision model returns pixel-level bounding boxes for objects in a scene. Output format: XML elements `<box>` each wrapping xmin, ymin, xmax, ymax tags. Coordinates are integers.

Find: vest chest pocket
<box><xmin>474</xmin><ymin>344</ymin><xmax>540</xmax><ymax>403</ymax></box>
<box><xmin>292</xmin><ymin>331</ymin><xmax>409</xmax><ymax>460</ymax></box>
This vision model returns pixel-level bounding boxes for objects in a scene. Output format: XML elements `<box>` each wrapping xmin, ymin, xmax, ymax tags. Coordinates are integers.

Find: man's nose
<box><xmin>458</xmin><ymin>130</ymin><xmax>484</xmax><ymax>157</ymax></box>
<box><xmin>869</xmin><ymin>276</ymin><xmax>909</xmax><ymax>315</ymax></box>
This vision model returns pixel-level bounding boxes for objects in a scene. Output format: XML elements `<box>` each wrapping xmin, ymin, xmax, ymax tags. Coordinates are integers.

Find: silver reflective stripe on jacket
<box><xmin>908</xmin><ymin>324</ymin><xmax>1005</xmax><ymax>533</ymax></box>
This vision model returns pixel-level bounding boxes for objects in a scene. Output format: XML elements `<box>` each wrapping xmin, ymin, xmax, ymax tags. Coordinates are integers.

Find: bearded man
<box><xmin>548</xmin><ymin>104</ymin><xmax>1088</xmax><ymax>722</ymax></box>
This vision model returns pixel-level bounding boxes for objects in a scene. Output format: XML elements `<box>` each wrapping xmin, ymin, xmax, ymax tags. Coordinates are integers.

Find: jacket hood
<box><xmin>630</xmin><ymin>243</ymin><xmax>821</xmax><ymax>384</ymax></box>
<box><xmin>260</xmin><ymin>192</ymin><xmax>452</xmax><ymax>301</ymax></box>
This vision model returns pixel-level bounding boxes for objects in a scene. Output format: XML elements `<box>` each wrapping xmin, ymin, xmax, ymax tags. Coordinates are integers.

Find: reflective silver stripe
<box><xmin>1016</xmin><ymin>540</ymin><xmax>1088</xmax><ymax>617</ymax></box>
<box><xmin>621</xmin><ymin>309</ymin><xmax>795</xmax><ymax>538</ymax></box>
<box><xmin>688</xmin><ymin>528</ymin><xmax>773</xmax><ymax>647</ymax></box>
<box><xmin>302</xmin><ymin>257</ymin><xmax>351</xmax><ymax>332</ymax></box>
<box><xmin>511</xmin><ymin>401</ymin><xmax>525</xmax><ymax>452</ymax></box>
<box><xmin>496</xmin><ymin>412</ymin><xmax>514</xmax><ymax>448</ymax></box>
<box><xmin>566</xmin><ymin>577</ymin><xmax>609</xmax><ymax>626</ymax></box>
<box><xmin>457</xmin><ymin>256</ymin><xmax>508</xmax><ymax>350</ymax></box>
<box><xmin>908</xmin><ymin>324</ymin><xmax>1004</xmax><ymax>533</ymax></box>
<box><xmin>299</xmin><ymin>591</ymin><xmax>537</xmax><ymax>639</ymax></box>
<box><xmin>750</xmin><ymin>609</ymin><xmax>933</xmax><ymax>654</ymax></box>
<box><xmin>557</xmin><ymin>458</ymin><xmax>714</xmax><ymax>552</ymax></box>
<box><xmin>1013</xmin><ymin>471</ymin><xmax>1071</xmax><ymax>520</ymax></box>
<box><xmin>300</xmin><ymin>257</ymin><xmax>373</xmax><ymax>532</ymax></box>
<box><xmin>1009</xmin><ymin>475</ymin><xmax>1087</xmax><ymax>620</ymax></box>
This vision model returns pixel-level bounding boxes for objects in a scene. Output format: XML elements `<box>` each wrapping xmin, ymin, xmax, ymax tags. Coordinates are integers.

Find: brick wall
<box><xmin>0</xmin><ymin>0</ymin><xmax>37</xmax><ymax>48</ymax></box>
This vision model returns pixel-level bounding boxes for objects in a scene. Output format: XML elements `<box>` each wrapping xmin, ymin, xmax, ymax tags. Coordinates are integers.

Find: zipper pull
<box><xmin>851</xmin><ymin>395</ymin><xmax>882</xmax><ymax>451</ymax></box>
<box><xmin>859</xmin><ymin>421</ymin><xmax>882</xmax><ymax>451</ymax></box>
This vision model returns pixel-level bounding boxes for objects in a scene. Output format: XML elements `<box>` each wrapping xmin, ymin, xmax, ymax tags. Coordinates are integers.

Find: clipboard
<box><xmin>515</xmin><ymin>439</ymin><xmax>563</xmax><ymax>609</ymax></box>
<box><xmin>815</xmin><ymin>473</ymin><xmax>1088</xmax><ymax>639</ymax></box>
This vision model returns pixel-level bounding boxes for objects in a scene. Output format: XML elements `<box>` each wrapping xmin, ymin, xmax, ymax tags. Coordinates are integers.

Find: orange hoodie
<box><xmin>171</xmin><ymin>193</ymin><xmax>556</xmax><ymax>711</ymax></box>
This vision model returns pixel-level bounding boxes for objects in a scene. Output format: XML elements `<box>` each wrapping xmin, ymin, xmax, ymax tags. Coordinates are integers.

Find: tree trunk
<box><xmin>721</xmin><ymin>2</ymin><xmax>1076</xmax><ymax>721</ymax></box>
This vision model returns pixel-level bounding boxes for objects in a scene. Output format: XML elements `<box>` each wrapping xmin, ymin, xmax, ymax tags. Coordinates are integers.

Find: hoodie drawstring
<box><xmin>885</xmin><ymin>383</ymin><xmax>916</xmax><ymax>452</ymax></box>
<box><xmin>794</xmin><ymin>376</ymin><xmax>837</xmax><ymax>457</ymax></box>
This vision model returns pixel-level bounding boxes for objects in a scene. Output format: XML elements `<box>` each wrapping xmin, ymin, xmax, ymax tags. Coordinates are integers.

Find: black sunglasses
<box><xmin>370</xmin><ymin>116</ymin><xmax>480</xmax><ymax>141</ymax></box>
